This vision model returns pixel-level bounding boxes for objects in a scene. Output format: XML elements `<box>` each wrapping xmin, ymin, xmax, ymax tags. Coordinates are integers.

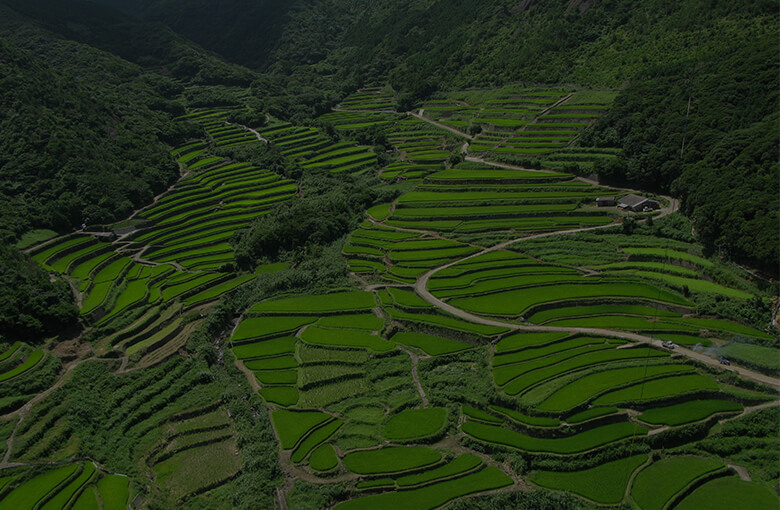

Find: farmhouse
<box><xmin>618</xmin><ymin>194</ymin><xmax>660</xmax><ymax>212</ymax></box>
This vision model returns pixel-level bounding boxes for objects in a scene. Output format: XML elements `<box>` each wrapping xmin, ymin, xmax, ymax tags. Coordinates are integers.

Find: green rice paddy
<box><xmin>674</xmin><ymin>477</ymin><xmax>777</xmax><ymax>510</ymax></box>
<box><xmin>251</xmin><ymin>291</ymin><xmax>376</xmax><ymax>314</ymax></box>
<box><xmin>343</xmin><ymin>446</ymin><xmax>442</xmax><ymax>475</ymax></box>
<box><xmin>392</xmin><ymin>332</ymin><xmax>471</xmax><ymax>355</ymax></box>
<box><xmin>631</xmin><ymin>456</ymin><xmax>724</xmax><ymax>510</ymax></box>
<box><xmin>463</xmin><ymin>420</ymin><xmax>646</xmax><ymax>454</ymax></box>
<box><xmin>384</xmin><ymin>408</ymin><xmax>447</xmax><ymax>441</ymax></box>
<box><xmin>638</xmin><ymin>400</ymin><xmax>743</xmax><ymax>426</ymax></box>
<box><xmin>531</xmin><ymin>455</ymin><xmax>647</xmax><ymax>504</ymax></box>
<box><xmin>334</xmin><ymin>466</ymin><xmax>512</xmax><ymax>510</ymax></box>
<box><xmin>271</xmin><ymin>410</ymin><xmax>332</xmax><ymax>449</ymax></box>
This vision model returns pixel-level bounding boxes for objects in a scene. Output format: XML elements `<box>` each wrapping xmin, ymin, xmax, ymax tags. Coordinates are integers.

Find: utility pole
<box><xmin>680</xmin><ymin>96</ymin><xmax>692</xmax><ymax>158</ymax></box>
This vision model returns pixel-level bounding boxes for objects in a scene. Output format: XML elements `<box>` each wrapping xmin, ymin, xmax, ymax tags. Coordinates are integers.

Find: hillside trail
<box><xmin>397</xmin><ymin>346</ymin><xmax>429</xmax><ymax>407</ymax></box>
<box><xmin>366</xmin><ymin>216</ymin><xmax>451</xmax><ymax>242</ymax></box>
<box><xmin>488</xmin><ymin>91</ymin><xmax>575</xmax><ymax>152</ymax></box>
<box><xmin>537</xmin><ymin>92</ymin><xmax>576</xmax><ymax>117</ymax></box>
<box><xmin>720</xmin><ymin>400</ymin><xmax>780</xmax><ymax>424</ymax></box>
<box><xmin>64</xmin><ymin>276</ymin><xmax>84</xmax><ymax>309</ymax></box>
<box><xmin>728</xmin><ymin>464</ymin><xmax>752</xmax><ymax>481</ymax></box>
<box><xmin>412</xmin><ymin>240</ymin><xmax>780</xmax><ymax>390</ymax></box>
<box><xmin>409</xmin><ymin>91</ymin><xmax>573</xmax><ymax>148</ymax></box>
<box><xmin>228</xmin><ymin>122</ymin><xmax>269</xmax><ymax>143</ymax></box>
<box><xmin>410</xmin><ymin>110</ymin><xmax>474</xmax><ymax>140</ymax></box>
<box><xmin>128</xmin><ymin>249</ymin><xmax>186</xmax><ymax>272</ymax></box>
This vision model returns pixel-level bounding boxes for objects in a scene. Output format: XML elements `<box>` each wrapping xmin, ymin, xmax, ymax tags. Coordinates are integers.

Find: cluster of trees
<box><xmin>231</xmin><ymin>172</ymin><xmax>398</xmax><ymax>268</ymax></box>
<box><xmin>0</xmin><ymin>245</ymin><xmax>78</xmax><ymax>343</ymax></box>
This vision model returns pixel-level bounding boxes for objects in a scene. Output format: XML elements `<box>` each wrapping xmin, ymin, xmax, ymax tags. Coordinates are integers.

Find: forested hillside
<box><xmin>0</xmin><ymin>0</ymin><xmax>262</xmax><ymax>243</ymax></box>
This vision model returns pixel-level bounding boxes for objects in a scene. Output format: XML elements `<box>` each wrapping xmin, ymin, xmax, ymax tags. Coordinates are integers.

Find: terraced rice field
<box><xmin>673</xmin><ymin>476</ymin><xmax>778</xmax><ymax>510</ymax></box>
<box><xmin>337</xmin><ymin>88</ymin><xmax>397</xmax><ymax>111</ymax></box>
<box><xmin>380</xmin><ymin>118</ymin><xmax>457</xmax><ymax>177</ymax></box>
<box><xmin>150</xmin><ymin>405</ymin><xmax>241</xmax><ymax>500</ymax></box>
<box><xmin>422</xmin><ymin>86</ymin><xmax>569</xmax><ymax>134</ymax></box>
<box><xmin>18</xmin><ymin>85</ymin><xmax>778</xmax><ymax>509</ymax></box>
<box><xmin>419</xmin><ymin>86</ymin><xmax>619</xmax><ymax>172</ymax></box>
<box><xmin>384</xmin><ymin>162</ymin><xmax>617</xmax><ymax>237</ymax></box>
<box><xmin>23</xmin><ymin>110</ymin><xmax>308</xmax><ymax>366</ymax></box>
<box><xmin>0</xmin><ymin>461</ymin><xmax>132</xmax><ymax>510</ymax></box>
<box><xmin>319</xmin><ymin>111</ymin><xmax>400</xmax><ymax>130</ymax></box>
<box><xmin>383</xmin><ymin>407</ymin><xmax>448</xmax><ymax>441</ymax></box>
<box><xmin>344</xmin><ymin>223</ymin><xmax>481</xmax><ymax>283</ymax></box>
<box><xmin>630</xmin><ymin>456</ymin><xmax>725</xmax><ymax>510</ymax></box>
<box><xmin>32</xmin><ymin>228</ymin><xmax>259</xmax><ymax>361</ymax></box>
<box><xmin>531</xmin><ymin>455</ymin><xmax>648</xmax><ymax>504</ymax></box>
<box><xmin>258</xmin><ymin>122</ymin><xmax>379</xmax><ymax>175</ymax></box>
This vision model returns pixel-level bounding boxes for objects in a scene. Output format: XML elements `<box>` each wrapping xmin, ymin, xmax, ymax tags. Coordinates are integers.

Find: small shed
<box><xmin>618</xmin><ymin>194</ymin><xmax>660</xmax><ymax>212</ymax></box>
<box><xmin>596</xmin><ymin>197</ymin><xmax>616</xmax><ymax>207</ymax></box>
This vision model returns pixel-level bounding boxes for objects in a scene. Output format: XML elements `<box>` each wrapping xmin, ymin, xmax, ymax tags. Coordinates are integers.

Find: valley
<box><xmin>0</xmin><ymin>1</ymin><xmax>777</xmax><ymax>509</ymax></box>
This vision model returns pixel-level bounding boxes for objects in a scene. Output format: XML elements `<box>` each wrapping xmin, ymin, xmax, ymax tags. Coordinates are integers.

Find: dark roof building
<box><xmin>618</xmin><ymin>194</ymin><xmax>660</xmax><ymax>212</ymax></box>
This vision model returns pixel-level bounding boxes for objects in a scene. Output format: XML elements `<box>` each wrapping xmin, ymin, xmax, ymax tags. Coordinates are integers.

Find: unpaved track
<box><xmin>410</xmin><ymin>110</ymin><xmax>474</xmax><ymax>140</ymax></box>
<box><xmin>398</xmin><ymin>346</ymin><xmax>429</xmax><ymax>407</ymax></box>
<box><xmin>729</xmin><ymin>464</ymin><xmax>752</xmax><ymax>481</ymax></box>
<box><xmin>392</xmin><ymin>158</ymin><xmax>779</xmax><ymax>390</ymax></box>
<box><xmin>229</xmin><ymin>122</ymin><xmax>269</xmax><ymax>143</ymax></box>
<box><xmin>414</xmin><ymin>241</ymin><xmax>780</xmax><ymax>390</ymax></box>
<box><xmin>1</xmin><ymin>355</ymin><xmax>115</xmax><ymax>468</ymax></box>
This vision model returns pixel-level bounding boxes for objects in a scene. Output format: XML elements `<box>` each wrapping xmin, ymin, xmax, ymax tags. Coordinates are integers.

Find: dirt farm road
<box><xmin>413</xmin><ymin>231</ymin><xmax>779</xmax><ymax>390</ymax></box>
<box><xmin>405</xmin><ymin>160</ymin><xmax>777</xmax><ymax>390</ymax></box>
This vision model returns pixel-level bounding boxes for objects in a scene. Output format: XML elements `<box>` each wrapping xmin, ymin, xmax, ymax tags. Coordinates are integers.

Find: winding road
<box><xmin>411</xmin><ymin>228</ymin><xmax>780</xmax><ymax>390</ymax></box>
<box><xmin>371</xmin><ymin>156</ymin><xmax>780</xmax><ymax>390</ymax></box>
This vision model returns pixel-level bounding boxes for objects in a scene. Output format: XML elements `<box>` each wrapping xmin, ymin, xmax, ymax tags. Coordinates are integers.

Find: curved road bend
<box><xmin>339</xmin><ymin>104</ymin><xmax>772</xmax><ymax>387</ymax></box>
<box><xmin>409</xmin><ymin>196</ymin><xmax>777</xmax><ymax>389</ymax></box>
<box><xmin>415</xmin><ymin>268</ymin><xmax>780</xmax><ymax>389</ymax></box>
